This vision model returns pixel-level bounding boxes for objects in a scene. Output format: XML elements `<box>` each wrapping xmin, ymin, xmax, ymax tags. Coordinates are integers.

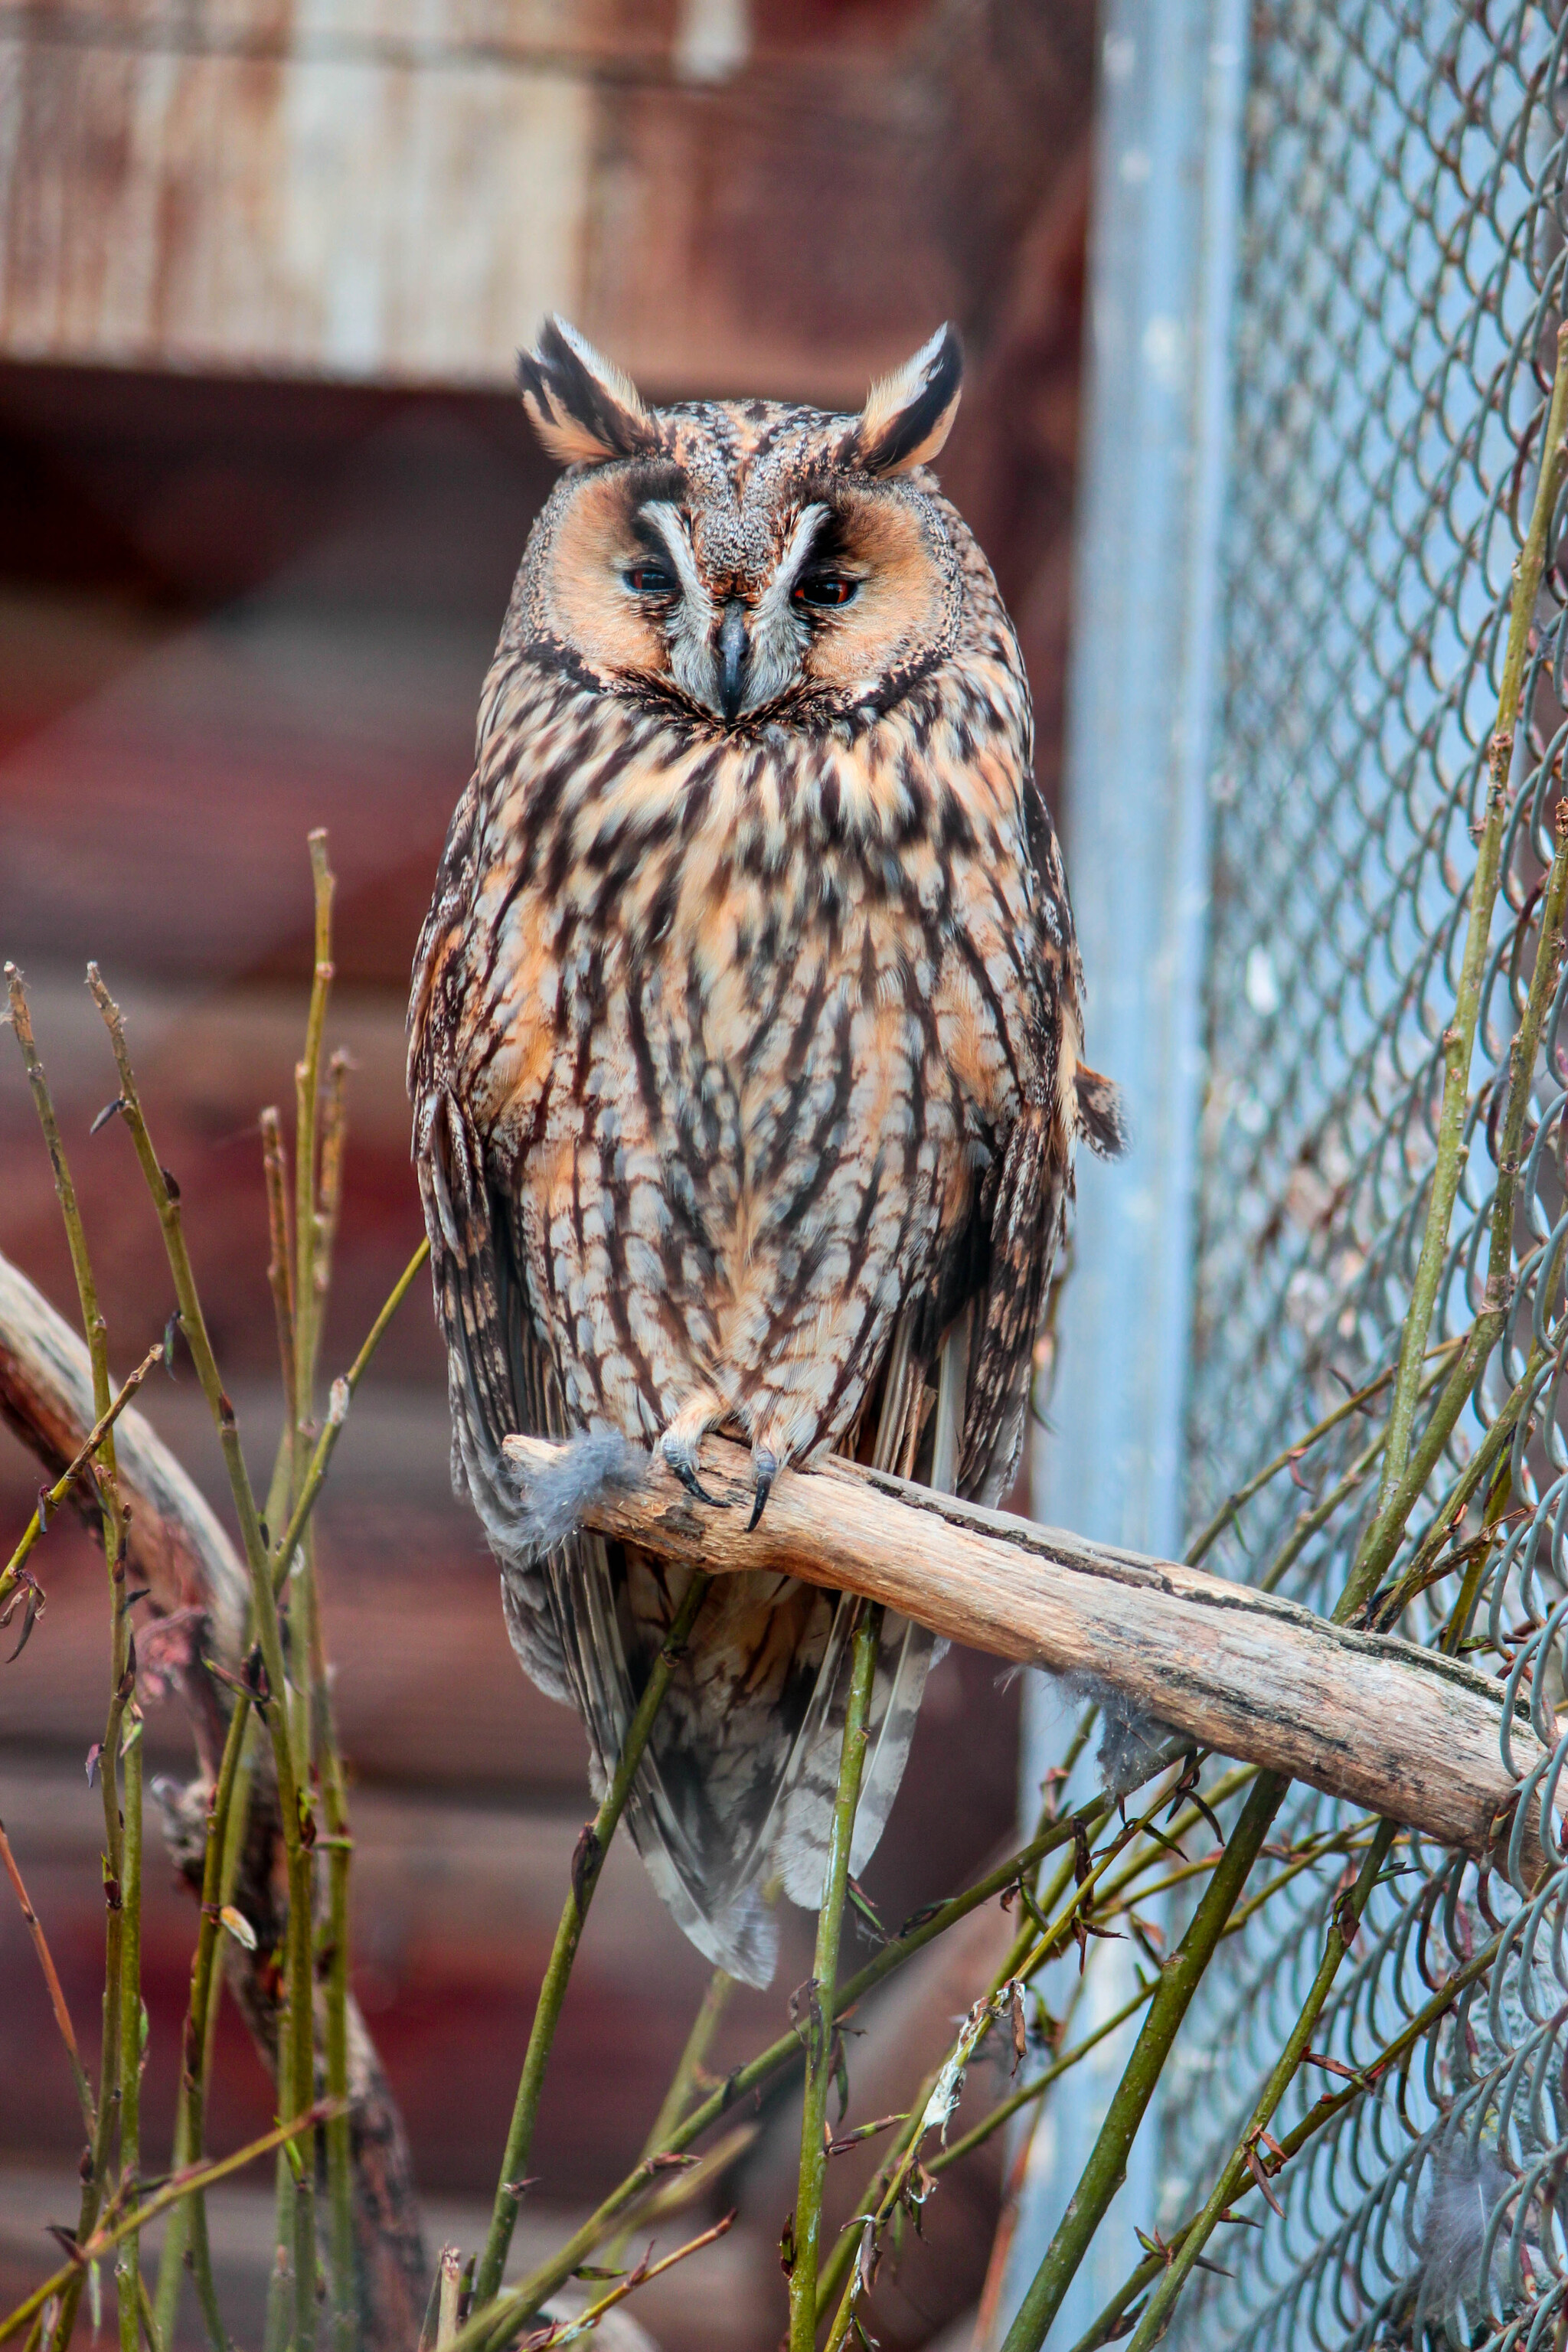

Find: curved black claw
<box><xmin>661</xmin><ymin>1435</ymin><xmax>729</xmax><ymax>1509</ymax></box>
<box><xmin>747</xmin><ymin>1454</ymin><xmax>778</xmax><ymax>1533</ymax></box>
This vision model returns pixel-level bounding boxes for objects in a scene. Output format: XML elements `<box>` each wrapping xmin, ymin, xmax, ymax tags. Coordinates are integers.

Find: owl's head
<box><xmin>510</xmin><ymin>318</ymin><xmax>966</xmax><ymax>728</ymax></box>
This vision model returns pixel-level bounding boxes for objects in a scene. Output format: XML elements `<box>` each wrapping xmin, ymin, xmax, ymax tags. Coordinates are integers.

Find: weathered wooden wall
<box><xmin>0</xmin><ymin>8</ymin><xmax>1096</xmax><ymax>2343</ymax></box>
<box><xmin>0</xmin><ymin>0</ymin><xmax>1089</xmax><ymax>400</ymax></box>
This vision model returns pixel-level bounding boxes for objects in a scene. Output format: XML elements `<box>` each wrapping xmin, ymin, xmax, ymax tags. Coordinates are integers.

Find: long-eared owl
<box><xmin>409</xmin><ymin>318</ymin><xmax>1120</xmax><ymax>1986</ymax></box>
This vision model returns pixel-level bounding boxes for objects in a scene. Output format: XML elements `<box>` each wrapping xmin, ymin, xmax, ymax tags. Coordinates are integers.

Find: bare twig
<box><xmin>116</xmin><ymin>1712</ymin><xmax>145</xmax><ymax>2352</ymax></box>
<box><xmin>0</xmin><ymin>2105</ymin><xmax>342</xmax><ymax>2350</ymax></box>
<box><xmin>0</xmin><ymin>1340</ymin><xmax>162</xmax><ymax>1619</ymax></box>
<box><xmin>1124</xmin><ymin>1819</ymin><xmax>1396</xmax><ymax>2347</ymax></box>
<box><xmin>260</xmin><ymin>1108</ymin><xmax>297</xmax><ymax>1498</ymax></box>
<box><xmin>0</xmin><ymin>1818</ymin><xmax>95</xmax><ymax>2135</ymax></box>
<box><xmin>0</xmin><ymin>1242</ymin><xmax>428</xmax><ymax>2345</ymax></box>
<box><xmin>6</xmin><ymin>965</ymin><xmax>134</xmax><ymax>2352</ymax></box>
<box><xmin>449</xmin><ymin>2215</ymin><xmax>735</xmax><ymax>2352</ymax></box>
<box><xmin>268</xmin><ymin>1240</ymin><xmax>430</xmax><ymax>1603</ymax></box>
<box><xmin>1069</xmin><ymin>1929</ymin><xmax>1506</xmax><ymax>2352</ymax></box>
<box><xmin>788</xmin><ymin>1603</ymin><xmax>880</xmax><ymax>2350</ymax></box>
<box><xmin>1003</xmin><ymin>330</ymin><xmax>1568</xmax><ymax>2352</ymax></box>
<box><xmin>1362</xmin><ymin>322</ymin><xmax>1568</xmax><ymax>1557</ymax></box>
<box><xmin>479</xmin><ymin>1795</ymin><xmax>1131</xmax><ymax>2331</ymax></box>
<box><xmin>473</xmin><ymin>1570</ymin><xmax>716</xmax><ymax>2308</ymax></box>
<box><xmin>0</xmin><ymin>1256</ymin><xmax>247</xmax><ymax>1655</ymax></box>
<box><xmin>1184</xmin><ymin>1341</ymin><xmax>1459</xmax><ymax>1570</ymax></box>
<box><xmin>85</xmin><ymin>963</ymin><xmax>322</xmax><ymax>2344</ymax></box>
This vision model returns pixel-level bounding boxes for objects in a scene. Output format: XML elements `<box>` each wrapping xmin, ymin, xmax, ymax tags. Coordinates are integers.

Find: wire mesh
<box><xmin>1162</xmin><ymin>5</ymin><xmax>1568</xmax><ymax>2346</ymax></box>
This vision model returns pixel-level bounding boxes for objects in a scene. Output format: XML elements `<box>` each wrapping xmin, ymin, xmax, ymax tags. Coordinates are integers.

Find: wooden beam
<box><xmin>504</xmin><ymin>1430</ymin><xmax>1553</xmax><ymax>1874</ymax></box>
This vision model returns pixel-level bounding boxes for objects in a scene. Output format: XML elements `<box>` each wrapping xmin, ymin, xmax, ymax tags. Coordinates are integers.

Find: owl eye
<box><xmin>792</xmin><ymin>573</ymin><xmax>859</xmax><ymax>609</ymax></box>
<box><xmin>625</xmin><ymin>564</ymin><xmax>676</xmax><ymax>596</ymax></box>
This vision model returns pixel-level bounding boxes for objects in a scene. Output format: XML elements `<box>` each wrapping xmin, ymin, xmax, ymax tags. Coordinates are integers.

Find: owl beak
<box><xmin>716</xmin><ymin>599</ymin><xmax>750</xmax><ymax>723</ymax></box>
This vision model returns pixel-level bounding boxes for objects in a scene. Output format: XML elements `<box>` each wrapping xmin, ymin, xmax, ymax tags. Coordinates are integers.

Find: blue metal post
<box><xmin>993</xmin><ymin>1</ymin><xmax>1250</xmax><ymax>2337</ymax></box>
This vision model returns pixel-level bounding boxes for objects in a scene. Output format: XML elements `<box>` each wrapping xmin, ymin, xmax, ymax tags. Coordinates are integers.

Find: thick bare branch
<box><xmin>504</xmin><ymin>1430</ymin><xmax>1553</xmax><ymax>1873</ymax></box>
<box><xmin>0</xmin><ymin>1251</ymin><xmax>247</xmax><ymax>1657</ymax></box>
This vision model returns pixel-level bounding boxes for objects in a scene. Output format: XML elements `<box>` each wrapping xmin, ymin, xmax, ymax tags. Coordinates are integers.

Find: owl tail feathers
<box><xmin>774</xmin><ymin>1610</ymin><xmax>936</xmax><ymax>1912</ymax></box>
<box><xmin>616</xmin><ymin>1607</ymin><xmax>934</xmax><ymax>1988</ymax></box>
<box><xmin>623</xmin><ymin>1814</ymin><xmax>781</xmax><ymax>1988</ymax></box>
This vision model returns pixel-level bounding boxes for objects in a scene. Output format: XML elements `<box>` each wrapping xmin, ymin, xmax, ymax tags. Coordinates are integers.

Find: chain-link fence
<box><xmin>1161</xmin><ymin>5</ymin><xmax>1568</xmax><ymax>2345</ymax></box>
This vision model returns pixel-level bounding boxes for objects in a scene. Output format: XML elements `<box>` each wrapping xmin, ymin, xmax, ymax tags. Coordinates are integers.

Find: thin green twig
<box><xmin>1367</xmin><ymin>320</ymin><xmax>1568</xmax><ymax>1543</ymax></box>
<box><xmin>281</xmin><ymin>835</ymin><xmax>335</xmax><ymax>2352</ymax></box>
<box><xmin>0</xmin><ymin>2105</ymin><xmax>341</xmax><ymax>2349</ymax></box>
<box><xmin>1070</xmin><ymin>1926</ymin><xmax>1505</xmax><ymax>2352</ymax></box>
<box><xmin>603</xmin><ymin>1962</ymin><xmax>738</xmax><ymax>2266</ymax></box>
<box><xmin>1184</xmin><ymin>1344</ymin><xmax>1455</xmax><ymax>1570</ymax></box>
<box><xmin>116</xmin><ymin>1713</ymin><xmax>145</xmax><ymax>2352</ymax></box>
<box><xmin>85</xmin><ymin>965</ymin><xmax>317</xmax><ymax>2349</ymax></box>
<box><xmin>269</xmin><ymin>1239</ymin><xmax>430</xmax><ymax>1603</ymax></box>
<box><xmin>788</xmin><ymin>1604</ymin><xmax>881</xmax><ymax>2350</ymax></box>
<box><xmin>998</xmin><ymin>1772</ymin><xmax>1289</xmax><ymax>2351</ymax></box>
<box><xmin>6</xmin><ymin>966</ymin><xmax>132</xmax><ymax>2352</ymax></box>
<box><xmin>468</xmin><ymin>1795</ymin><xmax>1117</xmax><ymax>2339</ymax></box>
<box><xmin>928</xmin><ymin>1979</ymin><xmax>1158</xmax><ymax>2182</ymax></box>
<box><xmin>0</xmin><ymin>1340</ymin><xmax>162</xmax><ymax>1619</ymax></box>
<box><xmin>472</xmin><ymin>1569</ymin><xmax>717</xmax><ymax>2310</ymax></box>
<box><xmin>1123</xmin><ymin>1818</ymin><xmax>1396</xmax><ymax>2348</ymax></box>
<box><xmin>815</xmin><ymin>1762</ymin><xmax>1227</xmax><ymax>2336</ymax></box>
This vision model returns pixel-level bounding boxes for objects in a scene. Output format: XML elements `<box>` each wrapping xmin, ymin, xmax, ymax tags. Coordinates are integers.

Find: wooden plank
<box><xmin>504</xmin><ymin>1429</ymin><xmax>1555</xmax><ymax>1871</ymax></box>
<box><xmin>0</xmin><ymin>2</ymin><xmax>1090</xmax><ymax>398</ymax></box>
<box><xmin>0</xmin><ymin>31</ymin><xmax>593</xmax><ymax>383</ymax></box>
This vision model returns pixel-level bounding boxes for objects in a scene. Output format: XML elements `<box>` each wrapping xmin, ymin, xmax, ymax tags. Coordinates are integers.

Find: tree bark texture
<box><xmin>503</xmin><ymin>1429</ymin><xmax>1554</xmax><ymax>1878</ymax></box>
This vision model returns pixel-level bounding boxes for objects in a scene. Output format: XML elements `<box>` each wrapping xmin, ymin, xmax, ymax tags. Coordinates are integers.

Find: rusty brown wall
<box><xmin>0</xmin><ymin>0</ymin><xmax>1090</xmax><ymax>399</ymax></box>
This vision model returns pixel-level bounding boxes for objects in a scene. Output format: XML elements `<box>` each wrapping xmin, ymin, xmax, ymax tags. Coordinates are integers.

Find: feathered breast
<box><xmin>411</xmin><ymin>642</ymin><xmax>1067</xmax><ymax>1476</ymax></box>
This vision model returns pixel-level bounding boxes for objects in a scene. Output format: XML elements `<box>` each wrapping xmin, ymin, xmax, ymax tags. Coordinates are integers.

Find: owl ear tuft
<box><xmin>851</xmin><ymin>324</ymin><xmax>963</xmax><ymax>477</ymax></box>
<box><xmin>517</xmin><ymin>318</ymin><xmax>658</xmax><ymax>468</ymax></box>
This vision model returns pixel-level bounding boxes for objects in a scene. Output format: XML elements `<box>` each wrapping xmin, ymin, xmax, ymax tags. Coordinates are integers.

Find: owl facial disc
<box><xmin>513</xmin><ymin>318</ymin><xmax>968</xmax><ymax>732</ymax></box>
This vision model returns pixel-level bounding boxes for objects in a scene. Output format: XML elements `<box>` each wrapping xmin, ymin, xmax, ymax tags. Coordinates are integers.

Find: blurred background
<box><xmin>0</xmin><ymin>6</ymin><xmax>1099</xmax><ymax>2344</ymax></box>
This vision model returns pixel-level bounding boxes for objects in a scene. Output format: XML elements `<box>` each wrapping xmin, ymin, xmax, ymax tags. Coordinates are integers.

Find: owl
<box><xmin>408</xmin><ymin>318</ymin><xmax>1120</xmax><ymax>1986</ymax></box>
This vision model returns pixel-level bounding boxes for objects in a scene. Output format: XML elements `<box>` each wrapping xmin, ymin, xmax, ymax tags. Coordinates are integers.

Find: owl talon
<box><xmin>661</xmin><ymin>1433</ymin><xmax>729</xmax><ymax>1509</ymax></box>
<box><xmin>747</xmin><ymin>1453</ymin><xmax>778</xmax><ymax>1532</ymax></box>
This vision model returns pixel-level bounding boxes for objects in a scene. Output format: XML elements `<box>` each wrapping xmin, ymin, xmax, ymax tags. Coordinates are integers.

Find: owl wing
<box><xmin>416</xmin><ymin>1072</ymin><xmax>796</xmax><ymax>1981</ymax></box>
<box><xmin>956</xmin><ymin>774</ymin><xmax>1124</xmax><ymax>1505</ymax></box>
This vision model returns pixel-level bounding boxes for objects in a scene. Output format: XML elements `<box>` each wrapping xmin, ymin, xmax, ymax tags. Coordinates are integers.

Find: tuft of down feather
<box><xmin>1416</xmin><ymin>2135</ymin><xmax>1508</xmax><ymax>2335</ymax></box>
<box><xmin>1060</xmin><ymin>1671</ymin><xmax>1185</xmax><ymax>1799</ymax></box>
<box><xmin>498</xmin><ymin>1427</ymin><xmax>648</xmax><ymax>1562</ymax></box>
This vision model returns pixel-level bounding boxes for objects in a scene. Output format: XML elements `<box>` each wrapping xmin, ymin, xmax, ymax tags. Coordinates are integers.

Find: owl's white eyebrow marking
<box><xmin>771</xmin><ymin>504</ymin><xmax>831</xmax><ymax>603</ymax></box>
<box><xmin>637</xmin><ymin>501</ymin><xmax>710</xmax><ymax>615</ymax></box>
<box><xmin>639</xmin><ymin>499</ymin><xmax>722</xmax><ymax>711</ymax></box>
<box><xmin>750</xmin><ymin>505</ymin><xmax>829</xmax><ymax>642</ymax></box>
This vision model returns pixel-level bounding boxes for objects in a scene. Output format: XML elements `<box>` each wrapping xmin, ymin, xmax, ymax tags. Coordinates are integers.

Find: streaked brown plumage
<box><xmin>408</xmin><ymin>318</ymin><xmax>1119</xmax><ymax>1984</ymax></box>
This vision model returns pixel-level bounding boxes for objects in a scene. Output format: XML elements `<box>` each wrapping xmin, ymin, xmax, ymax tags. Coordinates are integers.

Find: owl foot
<box><xmin>746</xmin><ymin>1449</ymin><xmax>779</xmax><ymax>1532</ymax></box>
<box><xmin>660</xmin><ymin>1429</ymin><xmax>729</xmax><ymax>1510</ymax></box>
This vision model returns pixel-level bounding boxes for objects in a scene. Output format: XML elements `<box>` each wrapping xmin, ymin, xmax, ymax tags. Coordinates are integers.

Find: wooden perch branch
<box><xmin>505</xmin><ymin>1431</ymin><xmax>1553</xmax><ymax>1874</ymax></box>
<box><xmin>0</xmin><ymin>1253</ymin><xmax>247</xmax><ymax>1657</ymax></box>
